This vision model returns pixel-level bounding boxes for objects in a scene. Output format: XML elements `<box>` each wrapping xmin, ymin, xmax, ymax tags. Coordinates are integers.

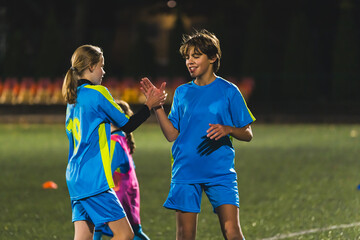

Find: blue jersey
<box><xmin>110</xmin><ymin>131</ymin><xmax>131</xmax><ymax>174</ymax></box>
<box><xmin>168</xmin><ymin>77</ymin><xmax>255</xmax><ymax>183</ymax></box>
<box><xmin>65</xmin><ymin>83</ymin><xmax>129</xmax><ymax>200</ymax></box>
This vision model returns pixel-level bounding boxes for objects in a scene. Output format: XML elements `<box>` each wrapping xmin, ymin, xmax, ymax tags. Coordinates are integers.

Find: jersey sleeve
<box><xmin>229</xmin><ymin>86</ymin><xmax>256</xmax><ymax>128</ymax></box>
<box><xmin>168</xmin><ymin>88</ymin><xmax>180</xmax><ymax>131</ymax></box>
<box><xmin>111</xmin><ymin>141</ymin><xmax>130</xmax><ymax>174</ymax></box>
<box><xmin>86</xmin><ymin>85</ymin><xmax>129</xmax><ymax>128</ymax></box>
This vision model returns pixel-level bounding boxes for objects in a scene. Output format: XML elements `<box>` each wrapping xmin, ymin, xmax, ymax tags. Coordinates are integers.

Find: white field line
<box><xmin>259</xmin><ymin>222</ymin><xmax>360</xmax><ymax>240</ymax></box>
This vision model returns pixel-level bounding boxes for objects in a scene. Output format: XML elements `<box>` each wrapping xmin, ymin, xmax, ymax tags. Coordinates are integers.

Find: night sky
<box><xmin>1</xmin><ymin>0</ymin><xmax>359</xmax><ymax>108</ymax></box>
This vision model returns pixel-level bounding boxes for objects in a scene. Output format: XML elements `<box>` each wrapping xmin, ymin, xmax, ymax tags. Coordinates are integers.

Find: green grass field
<box><xmin>0</xmin><ymin>123</ymin><xmax>359</xmax><ymax>240</ymax></box>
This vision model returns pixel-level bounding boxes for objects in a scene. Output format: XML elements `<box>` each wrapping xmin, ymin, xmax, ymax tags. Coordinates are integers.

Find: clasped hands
<box><xmin>140</xmin><ymin>77</ymin><xmax>167</xmax><ymax>110</ymax></box>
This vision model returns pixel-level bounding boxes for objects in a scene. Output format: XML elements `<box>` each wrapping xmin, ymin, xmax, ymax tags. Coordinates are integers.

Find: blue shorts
<box><xmin>71</xmin><ymin>189</ymin><xmax>126</xmax><ymax>226</ymax></box>
<box><xmin>95</xmin><ymin>224</ymin><xmax>113</xmax><ymax>237</ymax></box>
<box><xmin>163</xmin><ymin>179</ymin><xmax>239</xmax><ymax>213</ymax></box>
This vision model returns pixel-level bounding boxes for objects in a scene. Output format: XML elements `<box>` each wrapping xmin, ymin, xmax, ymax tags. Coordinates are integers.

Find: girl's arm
<box><xmin>140</xmin><ymin>78</ymin><xmax>179</xmax><ymax>142</ymax></box>
<box><xmin>206</xmin><ymin>123</ymin><xmax>253</xmax><ymax>142</ymax></box>
<box><xmin>121</xmin><ymin>87</ymin><xmax>167</xmax><ymax>134</ymax></box>
<box><xmin>144</xmin><ymin>87</ymin><xmax>167</xmax><ymax>110</ymax></box>
<box><xmin>95</xmin><ymin>85</ymin><xmax>165</xmax><ymax>134</ymax></box>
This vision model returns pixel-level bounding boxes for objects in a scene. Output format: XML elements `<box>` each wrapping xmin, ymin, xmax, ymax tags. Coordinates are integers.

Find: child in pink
<box><xmin>94</xmin><ymin>100</ymin><xmax>150</xmax><ymax>240</ymax></box>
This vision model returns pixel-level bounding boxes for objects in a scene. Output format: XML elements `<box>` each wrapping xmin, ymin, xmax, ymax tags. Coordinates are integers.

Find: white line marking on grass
<box><xmin>259</xmin><ymin>222</ymin><xmax>360</xmax><ymax>240</ymax></box>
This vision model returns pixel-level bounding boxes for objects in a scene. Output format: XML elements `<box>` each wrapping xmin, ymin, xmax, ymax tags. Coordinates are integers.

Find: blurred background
<box><xmin>0</xmin><ymin>0</ymin><xmax>359</xmax><ymax>123</ymax></box>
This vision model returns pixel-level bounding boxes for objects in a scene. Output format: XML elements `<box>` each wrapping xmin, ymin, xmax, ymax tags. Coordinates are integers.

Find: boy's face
<box><xmin>185</xmin><ymin>46</ymin><xmax>216</xmax><ymax>79</ymax></box>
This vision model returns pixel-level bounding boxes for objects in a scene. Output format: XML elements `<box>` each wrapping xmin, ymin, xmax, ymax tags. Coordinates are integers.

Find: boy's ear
<box><xmin>209</xmin><ymin>57</ymin><xmax>217</xmax><ymax>64</ymax></box>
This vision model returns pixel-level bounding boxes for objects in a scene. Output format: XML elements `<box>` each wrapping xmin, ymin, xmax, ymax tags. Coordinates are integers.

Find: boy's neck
<box><xmin>194</xmin><ymin>73</ymin><xmax>217</xmax><ymax>86</ymax></box>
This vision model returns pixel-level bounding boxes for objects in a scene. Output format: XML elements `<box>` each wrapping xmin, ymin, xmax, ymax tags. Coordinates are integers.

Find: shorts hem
<box><xmin>213</xmin><ymin>202</ymin><xmax>239</xmax><ymax>209</ymax></box>
<box><xmin>213</xmin><ymin>202</ymin><xmax>239</xmax><ymax>213</ymax></box>
<box><xmin>70</xmin><ymin>187</ymin><xmax>111</xmax><ymax>201</ymax></box>
<box><xmin>93</xmin><ymin>215</ymin><xmax>127</xmax><ymax>226</ymax></box>
<box><xmin>171</xmin><ymin>175</ymin><xmax>237</xmax><ymax>184</ymax></box>
<box><xmin>163</xmin><ymin>203</ymin><xmax>200</xmax><ymax>213</ymax></box>
<box><xmin>72</xmin><ymin>218</ymin><xmax>93</xmax><ymax>223</ymax></box>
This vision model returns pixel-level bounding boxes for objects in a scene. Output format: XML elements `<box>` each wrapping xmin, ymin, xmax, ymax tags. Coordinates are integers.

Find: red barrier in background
<box><xmin>0</xmin><ymin>76</ymin><xmax>253</xmax><ymax>105</ymax></box>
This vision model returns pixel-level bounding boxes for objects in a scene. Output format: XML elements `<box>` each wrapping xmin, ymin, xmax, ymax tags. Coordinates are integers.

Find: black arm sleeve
<box><xmin>121</xmin><ymin>104</ymin><xmax>151</xmax><ymax>133</ymax></box>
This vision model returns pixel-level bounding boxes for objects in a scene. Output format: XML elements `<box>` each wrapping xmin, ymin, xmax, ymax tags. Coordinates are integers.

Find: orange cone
<box><xmin>42</xmin><ymin>181</ymin><xmax>58</xmax><ymax>189</ymax></box>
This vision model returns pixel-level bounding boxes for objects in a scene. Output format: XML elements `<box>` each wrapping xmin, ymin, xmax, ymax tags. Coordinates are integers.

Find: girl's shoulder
<box><xmin>111</xmin><ymin>131</ymin><xmax>126</xmax><ymax>138</ymax></box>
<box><xmin>82</xmin><ymin>84</ymin><xmax>110</xmax><ymax>97</ymax></box>
<box><xmin>78</xmin><ymin>84</ymin><xmax>113</xmax><ymax>105</ymax></box>
<box><xmin>111</xmin><ymin>132</ymin><xmax>131</xmax><ymax>153</ymax></box>
<box><xmin>111</xmin><ymin>131</ymin><xmax>127</xmax><ymax>144</ymax></box>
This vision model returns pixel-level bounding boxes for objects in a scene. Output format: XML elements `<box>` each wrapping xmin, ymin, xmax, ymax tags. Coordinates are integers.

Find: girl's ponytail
<box><xmin>62</xmin><ymin>68</ymin><xmax>78</xmax><ymax>104</ymax></box>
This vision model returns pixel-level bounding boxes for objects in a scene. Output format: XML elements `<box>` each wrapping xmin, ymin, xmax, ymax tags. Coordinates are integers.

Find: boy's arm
<box><xmin>140</xmin><ymin>77</ymin><xmax>179</xmax><ymax>142</ymax></box>
<box><xmin>209</xmin><ymin>86</ymin><xmax>255</xmax><ymax>142</ymax></box>
<box><xmin>207</xmin><ymin>123</ymin><xmax>253</xmax><ymax>142</ymax></box>
<box><xmin>154</xmin><ymin>106</ymin><xmax>179</xmax><ymax>142</ymax></box>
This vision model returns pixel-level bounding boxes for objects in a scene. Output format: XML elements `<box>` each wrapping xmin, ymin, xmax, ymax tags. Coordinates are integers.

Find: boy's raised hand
<box><xmin>140</xmin><ymin>77</ymin><xmax>154</xmax><ymax>94</ymax></box>
<box><xmin>141</xmin><ymin>77</ymin><xmax>167</xmax><ymax>109</ymax></box>
<box><xmin>140</xmin><ymin>77</ymin><xmax>166</xmax><ymax>95</ymax></box>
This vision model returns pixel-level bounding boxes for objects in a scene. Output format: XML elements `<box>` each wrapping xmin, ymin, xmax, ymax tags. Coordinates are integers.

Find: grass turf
<box><xmin>0</xmin><ymin>123</ymin><xmax>359</xmax><ymax>239</ymax></box>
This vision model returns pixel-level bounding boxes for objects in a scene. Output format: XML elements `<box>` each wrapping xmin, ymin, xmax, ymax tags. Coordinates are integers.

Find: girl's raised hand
<box><xmin>141</xmin><ymin>78</ymin><xmax>167</xmax><ymax>109</ymax></box>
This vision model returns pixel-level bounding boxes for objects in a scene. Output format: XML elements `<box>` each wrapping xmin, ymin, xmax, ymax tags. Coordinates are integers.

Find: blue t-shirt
<box><xmin>168</xmin><ymin>77</ymin><xmax>255</xmax><ymax>183</ymax></box>
<box><xmin>65</xmin><ymin>83</ymin><xmax>129</xmax><ymax>200</ymax></box>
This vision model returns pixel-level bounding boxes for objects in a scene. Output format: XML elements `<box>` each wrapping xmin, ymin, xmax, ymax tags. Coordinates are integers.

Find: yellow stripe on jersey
<box><xmin>110</xmin><ymin>139</ymin><xmax>121</xmax><ymax>173</ymax></box>
<box><xmin>98</xmin><ymin>123</ymin><xmax>115</xmax><ymax>188</ymax></box>
<box><xmin>170</xmin><ymin>149</ymin><xmax>174</xmax><ymax>178</ymax></box>
<box><xmin>239</xmin><ymin>90</ymin><xmax>256</xmax><ymax>121</ymax></box>
<box><xmin>110</xmin><ymin>139</ymin><xmax>116</xmax><ymax>164</ymax></box>
<box><xmin>84</xmin><ymin>85</ymin><xmax>130</xmax><ymax>119</ymax></box>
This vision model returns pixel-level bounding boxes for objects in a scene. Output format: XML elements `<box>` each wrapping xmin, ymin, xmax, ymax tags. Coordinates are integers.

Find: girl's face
<box><xmin>89</xmin><ymin>56</ymin><xmax>105</xmax><ymax>85</ymax></box>
<box><xmin>185</xmin><ymin>46</ymin><xmax>215</xmax><ymax>79</ymax></box>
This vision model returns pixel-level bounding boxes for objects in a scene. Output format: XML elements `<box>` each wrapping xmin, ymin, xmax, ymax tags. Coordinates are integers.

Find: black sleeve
<box><xmin>121</xmin><ymin>104</ymin><xmax>151</xmax><ymax>133</ymax></box>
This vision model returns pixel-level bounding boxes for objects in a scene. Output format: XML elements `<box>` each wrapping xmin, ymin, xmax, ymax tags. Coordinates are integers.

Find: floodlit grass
<box><xmin>0</xmin><ymin>123</ymin><xmax>359</xmax><ymax>239</ymax></box>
